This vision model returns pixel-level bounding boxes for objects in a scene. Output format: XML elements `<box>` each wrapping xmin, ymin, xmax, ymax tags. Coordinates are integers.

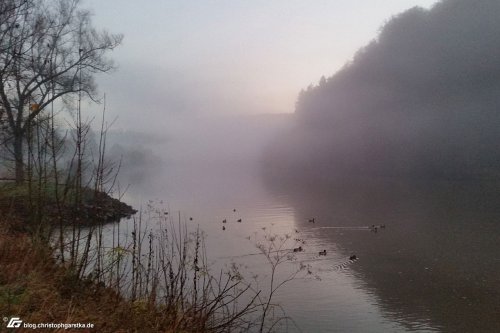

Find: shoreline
<box><xmin>0</xmin><ymin>184</ymin><xmax>137</xmax><ymax>226</ymax></box>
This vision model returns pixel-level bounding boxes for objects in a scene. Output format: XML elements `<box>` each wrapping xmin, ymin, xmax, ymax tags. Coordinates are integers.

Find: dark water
<box><xmin>264</xmin><ymin>176</ymin><xmax>500</xmax><ymax>332</ymax></box>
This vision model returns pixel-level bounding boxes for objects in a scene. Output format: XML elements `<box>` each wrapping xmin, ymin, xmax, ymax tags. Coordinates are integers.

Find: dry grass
<box><xmin>0</xmin><ymin>189</ymin><xmax>299</xmax><ymax>332</ymax></box>
<box><xmin>0</xmin><ymin>217</ymin><xmax>191</xmax><ymax>333</ymax></box>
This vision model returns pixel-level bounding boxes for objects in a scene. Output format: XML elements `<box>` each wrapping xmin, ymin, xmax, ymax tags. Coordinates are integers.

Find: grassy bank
<box><xmin>0</xmin><ymin>184</ymin><xmax>304</xmax><ymax>332</ymax></box>
<box><xmin>0</xmin><ymin>194</ymin><xmax>192</xmax><ymax>332</ymax></box>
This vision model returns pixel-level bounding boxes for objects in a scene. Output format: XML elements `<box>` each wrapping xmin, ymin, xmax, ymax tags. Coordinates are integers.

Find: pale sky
<box><xmin>84</xmin><ymin>0</ymin><xmax>439</xmax><ymax>128</ymax></box>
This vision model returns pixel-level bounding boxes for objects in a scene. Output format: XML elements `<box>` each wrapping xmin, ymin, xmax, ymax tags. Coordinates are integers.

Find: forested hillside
<box><xmin>264</xmin><ymin>0</ymin><xmax>500</xmax><ymax>182</ymax></box>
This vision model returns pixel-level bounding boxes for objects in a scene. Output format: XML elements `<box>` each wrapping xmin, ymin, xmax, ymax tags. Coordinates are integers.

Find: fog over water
<box><xmin>96</xmin><ymin>0</ymin><xmax>500</xmax><ymax>331</ymax></box>
<box><xmin>105</xmin><ymin>111</ymin><xmax>500</xmax><ymax>332</ymax></box>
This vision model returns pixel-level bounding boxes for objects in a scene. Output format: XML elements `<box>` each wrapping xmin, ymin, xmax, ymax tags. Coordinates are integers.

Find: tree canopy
<box><xmin>0</xmin><ymin>0</ymin><xmax>122</xmax><ymax>182</ymax></box>
<box><xmin>266</xmin><ymin>0</ymin><xmax>500</xmax><ymax>182</ymax></box>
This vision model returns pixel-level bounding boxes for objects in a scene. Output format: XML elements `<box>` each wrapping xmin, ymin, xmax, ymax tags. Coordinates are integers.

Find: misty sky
<box><xmin>83</xmin><ymin>0</ymin><xmax>438</xmax><ymax>129</ymax></box>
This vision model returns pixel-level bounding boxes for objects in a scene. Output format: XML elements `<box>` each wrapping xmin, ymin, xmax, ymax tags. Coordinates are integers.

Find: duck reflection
<box><xmin>265</xmin><ymin>176</ymin><xmax>500</xmax><ymax>333</ymax></box>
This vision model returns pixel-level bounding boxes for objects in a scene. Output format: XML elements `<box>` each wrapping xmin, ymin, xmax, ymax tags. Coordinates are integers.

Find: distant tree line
<box><xmin>266</xmin><ymin>0</ymin><xmax>500</xmax><ymax>182</ymax></box>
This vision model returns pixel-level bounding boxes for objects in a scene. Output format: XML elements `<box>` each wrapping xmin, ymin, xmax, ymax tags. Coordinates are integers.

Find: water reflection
<box><xmin>112</xmin><ymin>117</ymin><xmax>499</xmax><ymax>331</ymax></box>
<box><xmin>265</xmin><ymin>176</ymin><xmax>500</xmax><ymax>332</ymax></box>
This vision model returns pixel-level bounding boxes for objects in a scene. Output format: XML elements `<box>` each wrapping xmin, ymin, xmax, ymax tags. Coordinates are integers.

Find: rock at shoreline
<box><xmin>80</xmin><ymin>190</ymin><xmax>137</xmax><ymax>223</ymax></box>
<box><xmin>0</xmin><ymin>186</ymin><xmax>137</xmax><ymax>225</ymax></box>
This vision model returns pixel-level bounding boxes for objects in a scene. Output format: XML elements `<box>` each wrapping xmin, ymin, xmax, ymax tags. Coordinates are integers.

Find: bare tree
<box><xmin>0</xmin><ymin>0</ymin><xmax>122</xmax><ymax>183</ymax></box>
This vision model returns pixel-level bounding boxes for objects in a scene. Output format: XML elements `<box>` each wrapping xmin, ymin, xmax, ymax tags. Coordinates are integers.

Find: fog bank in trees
<box><xmin>264</xmin><ymin>0</ymin><xmax>500</xmax><ymax>182</ymax></box>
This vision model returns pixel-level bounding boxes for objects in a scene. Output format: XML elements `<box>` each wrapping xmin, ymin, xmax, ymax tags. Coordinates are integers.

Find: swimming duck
<box><xmin>308</xmin><ymin>218</ymin><xmax>315</xmax><ymax>223</ymax></box>
<box><xmin>293</xmin><ymin>246</ymin><xmax>303</xmax><ymax>252</ymax></box>
<box><xmin>237</xmin><ymin>219</ymin><xmax>242</xmax><ymax>222</ymax></box>
<box><xmin>349</xmin><ymin>255</ymin><xmax>357</xmax><ymax>261</ymax></box>
<box><xmin>319</xmin><ymin>250</ymin><xmax>327</xmax><ymax>256</ymax></box>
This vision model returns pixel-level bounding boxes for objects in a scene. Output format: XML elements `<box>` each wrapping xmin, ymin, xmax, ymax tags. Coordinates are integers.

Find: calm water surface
<box><xmin>111</xmin><ymin>117</ymin><xmax>500</xmax><ymax>332</ymax></box>
<box><xmin>117</xmin><ymin>151</ymin><xmax>500</xmax><ymax>333</ymax></box>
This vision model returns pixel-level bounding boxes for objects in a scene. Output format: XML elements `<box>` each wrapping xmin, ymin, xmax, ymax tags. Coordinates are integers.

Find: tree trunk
<box><xmin>14</xmin><ymin>133</ymin><xmax>24</xmax><ymax>184</ymax></box>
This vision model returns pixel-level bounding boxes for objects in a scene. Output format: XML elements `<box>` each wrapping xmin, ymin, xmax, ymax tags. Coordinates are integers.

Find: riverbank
<box><xmin>0</xmin><ymin>183</ymin><xmax>137</xmax><ymax>226</ymax></box>
<box><xmin>0</xmin><ymin>217</ymin><xmax>196</xmax><ymax>332</ymax></box>
<box><xmin>0</xmin><ymin>184</ymin><xmax>262</xmax><ymax>332</ymax></box>
<box><xmin>0</xmin><ymin>188</ymin><xmax>184</xmax><ymax>332</ymax></box>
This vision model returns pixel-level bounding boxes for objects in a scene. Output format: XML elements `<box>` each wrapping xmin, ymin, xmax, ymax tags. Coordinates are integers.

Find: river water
<box><xmin>112</xmin><ymin>116</ymin><xmax>500</xmax><ymax>332</ymax></box>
